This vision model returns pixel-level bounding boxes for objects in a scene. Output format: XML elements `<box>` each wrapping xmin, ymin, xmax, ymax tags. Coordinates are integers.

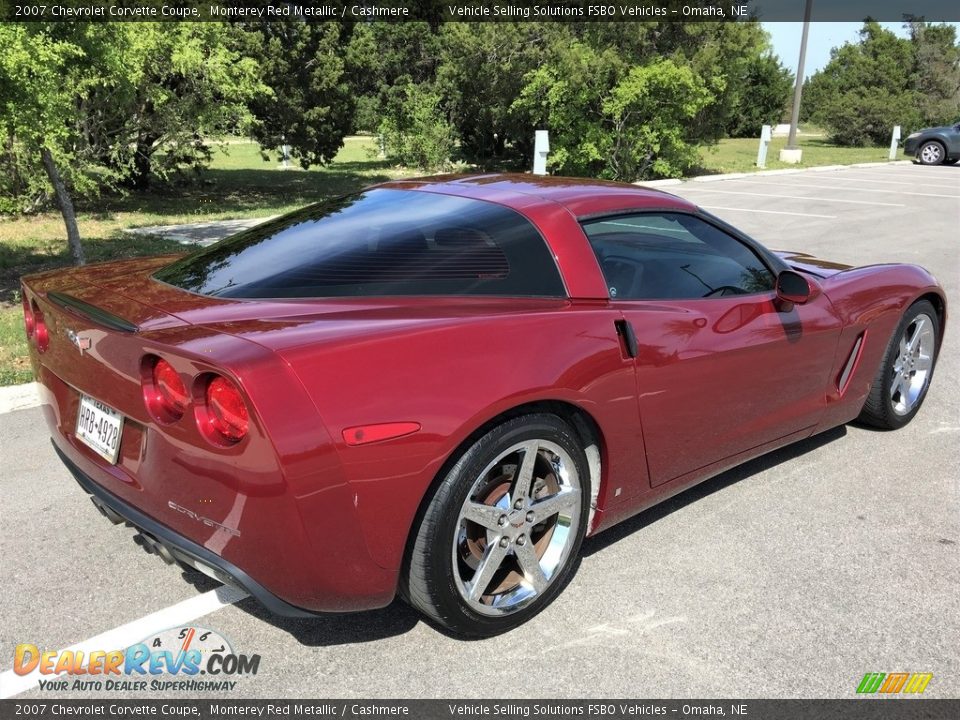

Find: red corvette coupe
<box><xmin>22</xmin><ymin>175</ymin><xmax>945</xmax><ymax>637</ymax></box>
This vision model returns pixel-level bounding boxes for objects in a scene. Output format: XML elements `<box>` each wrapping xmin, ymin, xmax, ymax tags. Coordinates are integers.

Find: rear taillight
<box><xmin>201</xmin><ymin>375</ymin><xmax>249</xmax><ymax>444</ymax></box>
<box><xmin>22</xmin><ymin>295</ymin><xmax>35</xmax><ymax>339</ymax></box>
<box><xmin>143</xmin><ymin>356</ymin><xmax>188</xmax><ymax>423</ymax></box>
<box><xmin>31</xmin><ymin>300</ymin><xmax>49</xmax><ymax>352</ymax></box>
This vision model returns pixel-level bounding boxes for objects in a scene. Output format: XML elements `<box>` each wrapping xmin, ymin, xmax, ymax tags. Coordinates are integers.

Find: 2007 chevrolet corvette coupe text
<box><xmin>22</xmin><ymin>175</ymin><xmax>945</xmax><ymax>637</ymax></box>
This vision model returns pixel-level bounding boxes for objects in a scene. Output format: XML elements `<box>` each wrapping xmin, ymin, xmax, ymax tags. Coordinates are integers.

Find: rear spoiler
<box><xmin>48</xmin><ymin>291</ymin><xmax>139</xmax><ymax>333</ymax></box>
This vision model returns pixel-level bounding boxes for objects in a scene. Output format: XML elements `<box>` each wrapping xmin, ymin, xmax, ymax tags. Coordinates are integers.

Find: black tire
<box><xmin>917</xmin><ymin>141</ymin><xmax>946</xmax><ymax>166</ymax></box>
<box><xmin>858</xmin><ymin>300</ymin><xmax>939</xmax><ymax>430</ymax></box>
<box><xmin>403</xmin><ymin>413</ymin><xmax>590</xmax><ymax>638</ymax></box>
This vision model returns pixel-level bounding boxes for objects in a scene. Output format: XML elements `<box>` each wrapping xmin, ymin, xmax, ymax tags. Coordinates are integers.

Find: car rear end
<box><xmin>20</xmin><ymin>259</ymin><xmax>396</xmax><ymax>614</ymax></box>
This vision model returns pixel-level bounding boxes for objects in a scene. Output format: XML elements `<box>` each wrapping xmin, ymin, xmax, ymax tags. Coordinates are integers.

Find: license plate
<box><xmin>75</xmin><ymin>394</ymin><xmax>124</xmax><ymax>464</ymax></box>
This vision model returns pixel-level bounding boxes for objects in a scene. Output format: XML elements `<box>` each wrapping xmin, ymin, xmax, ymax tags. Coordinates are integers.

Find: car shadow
<box><xmin>583</xmin><ymin>425</ymin><xmax>847</xmax><ymax>556</ymax></box>
<box><xmin>176</xmin><ymin>425</ymin><xmax>848</xmax><ymax>646</ymax></box>
<box><xmin>175</xmin><ymin>568</ymin><xmax>423</xmax><ymax>646</ymax></box>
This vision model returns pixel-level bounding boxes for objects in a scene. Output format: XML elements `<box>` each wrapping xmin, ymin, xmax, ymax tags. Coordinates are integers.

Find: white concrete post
<box><xmin>889</xmin><ymin>125</ymin><xmax>901</xmax><ymax>160</ymax></box>
<box><xmin>533</xmin><ymin>130</ymin><xmax>550</xmax><ymax>175</ymax></box>
<box><xmin>756</xmin><ymin>125</ymin><xmax>772</xmax><ymax>168</ymax></box>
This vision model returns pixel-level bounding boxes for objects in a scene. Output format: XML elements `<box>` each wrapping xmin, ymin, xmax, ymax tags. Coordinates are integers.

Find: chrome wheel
<box><xmin>920</xmin><ymin>142</ymin><xmax>943</xmax><ymax>165</ymax></box>
<box><xmin>890</xmin><ymin>313</ymin><xmax>935</xmax><ymax>416</ymax></box>
<box><xmin>452</xmin><ymin>439</ymin><xmax>581</xmax><ymax>616</ymax></box>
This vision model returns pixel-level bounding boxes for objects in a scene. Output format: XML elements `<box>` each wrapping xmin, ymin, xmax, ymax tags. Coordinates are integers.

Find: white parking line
<box><xmin>680</xmin><ymin>188</ymin><xmax>903</xmax><ymax>207</ymax></box>
<box><xmin>723</xmin><ymin>178</ymin><xmax>960</xmax><ymax>199</ymax></box>
<box><xmin>699</xmin><ymin>205</ymin><xmax>836</xmax><ymax>219</ymax></box>
<box><xmin>0</xmin><ymin>585</ymin><xmax>248</xmax><ymax>699</ymax></box>
<box><xmin>804</xmin><ymin>174</ymin><xmax>960</xmax><ymax>189</ymax></box>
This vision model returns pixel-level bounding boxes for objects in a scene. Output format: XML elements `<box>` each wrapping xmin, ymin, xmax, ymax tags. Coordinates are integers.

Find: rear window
<box><xmin>154</xmin><ymin>189</ymin><xmax>565</xmax><ymax>299</ymax></box>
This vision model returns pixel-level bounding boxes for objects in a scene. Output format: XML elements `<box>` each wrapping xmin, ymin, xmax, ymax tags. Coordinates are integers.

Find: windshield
<box><xmin>154</xmin><ymin>189</ymin><xmax>565</xmax><ymax>299</ymax></box>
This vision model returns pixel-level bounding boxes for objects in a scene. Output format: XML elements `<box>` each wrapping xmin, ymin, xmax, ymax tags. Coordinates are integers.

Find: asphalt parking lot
<box><xmin>1</xmin><ymin>162</ymin><xmax>958</xmax><ymax>700</ymax></box>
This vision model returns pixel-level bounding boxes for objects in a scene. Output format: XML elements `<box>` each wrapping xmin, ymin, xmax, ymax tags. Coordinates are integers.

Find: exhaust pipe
<box><xmin>90</xmin><ymin>497</ymin><xmax>124</xmax><ymax>525</ymax></box>
<box><xmin>133</xmin><ymin>531</ymin><xmax>176</xmax><ymax>565</ymax></box>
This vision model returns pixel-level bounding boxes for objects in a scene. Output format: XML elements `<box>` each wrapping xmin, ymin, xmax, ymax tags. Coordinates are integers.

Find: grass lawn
<box><xmin>697</xmin><ymin>135</ymin><xmax>902</xmax><ymax>174</ymax></box>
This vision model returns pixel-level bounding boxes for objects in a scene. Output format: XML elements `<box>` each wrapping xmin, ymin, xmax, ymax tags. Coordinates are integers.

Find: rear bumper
<box><xmin>54</xmin><ymin>441</ymin><xmax>319</xmax><ymax>618</ymax></box>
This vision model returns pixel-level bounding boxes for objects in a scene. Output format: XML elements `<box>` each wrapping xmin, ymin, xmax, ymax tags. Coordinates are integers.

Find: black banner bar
<box><xmin>2</xmin><ymin>700</ymin><xmax>960</xmax><ymax>720</ymax></box>
<box><xmin>1</xmin><ymin>0</ymin><xmax>959</xmax><ymax>23</ymax></box>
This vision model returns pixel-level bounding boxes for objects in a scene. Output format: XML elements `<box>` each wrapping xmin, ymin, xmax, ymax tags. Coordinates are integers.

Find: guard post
<box><xmin>757</xmin><ymin>125</ymin><xmax>771</xmax><ymax>168</ymax></box>
<box><xmin>889</xmin><ymin>125</ymin><xmax>901</xmax><ymax>160</ymax></box>
<box><xmin>533</xmin><ymin>130</ymin><xmax>549</xmax><ymax>175</ymax></box>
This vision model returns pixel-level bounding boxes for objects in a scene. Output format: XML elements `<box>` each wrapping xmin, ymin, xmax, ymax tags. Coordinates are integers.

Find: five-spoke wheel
<box><xmin>452</xmin><ymin>439</ymin><xmax>581</xmax><ymax>615</ymax></box>
<box><xmin>404</xmin><ymin>414</ymin><xmax>590</xmax><ymax>637</ymax></box>
<box><xmin>859</xmin><ymin>300</ymin><xmax>939</xmax><ymax>429</ymax></box>
<box><xmin>890</xmin><ymin>313</ymin><xmax>935</xmax><ymax>416</ymax></box>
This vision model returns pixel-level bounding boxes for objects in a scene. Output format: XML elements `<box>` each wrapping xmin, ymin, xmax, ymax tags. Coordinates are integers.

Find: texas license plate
<box><xmin>75</xmin><ymin>394</ymin><xmax>124</xmax><ymax>464</ymax></box>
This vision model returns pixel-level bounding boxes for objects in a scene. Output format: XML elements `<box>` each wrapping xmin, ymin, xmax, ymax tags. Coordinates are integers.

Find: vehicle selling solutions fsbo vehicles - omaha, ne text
<box><xmin>22</xmin><ymin>174</ymin><xmax>946</xmax><ymax>637</ymax></box>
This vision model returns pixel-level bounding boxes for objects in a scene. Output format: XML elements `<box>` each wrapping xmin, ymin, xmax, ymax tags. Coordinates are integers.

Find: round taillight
<box><xmin>22</xmin><ymin>295</ymin><xmax>35</xmax><ymax>339</ymax></box>
<box><xmin>32</xmin><ymin>300</ymin><xmax>48</xmax><ymax>353</ymax></box>
<box><xmin>154</xmin><ymin>360</ymin><xmax>189</xmax><ymax>412</ymax></box>
<box><xmin>204</xmin><ymin>375</ymin><xmax>249</xmax><ymax>443</ymax></box>
<box><xmin>144</xmin><ymin>357</ymin><xmax>188</xmax><ymax>422</ymax></box>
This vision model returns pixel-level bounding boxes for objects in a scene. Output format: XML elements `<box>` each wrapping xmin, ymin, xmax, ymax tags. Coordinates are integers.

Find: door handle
<box><xmin>614</xmin><ymin>319</ymin><xmax>638</xmax><ymax>358</ymax></box>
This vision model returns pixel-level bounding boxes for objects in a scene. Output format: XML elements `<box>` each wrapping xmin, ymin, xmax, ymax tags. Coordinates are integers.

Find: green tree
<box><xmin>516</xmin><ymin>51</ymin><xmax>711</xmax><ymax>180</ymax></box>
<box><xmin>0</xmin><ymin>25</ymin><xmax>91</xmax><ymax>263</ymax></box>
<box><xmin>345</xmin><ymin>22</ymin><xmax>442</xmax><ymax>133</ymax></box>
<box><xmin>604</xmin><ymin>60</ymin><xmax>713</xmax><ymax>179</ymax></box>
<box><xmin>378</xmin><ymin>82</ymin><xmax>456</xmax><ymax>170</ymax></box>
<box><xmin>99</xmin><ymin>24</ymin><xmax>264</xmax><ymax>188</ymax></box>
<box><xmin>436</xmin><ymin>23</ymin><xmax>572</xmax><ymax>166</ymax></box>
<box><xmin>724</xmin><ymin>53</ymin><xmax>794</xmax><ymax>137</ymax></box>
<box><xmin>907</xmin><ymin>21</ymin><xmax>960</xmax><ymax>127</ymax></box>
<box><xmin>241</xmin><ymin>23</ymin><xmax>354</xmax><ymax>169</ymax></box>
<box><xmin>800</xmin><ymin>21</ymin><xmax>958</xmax><ymax>145</ymax></box>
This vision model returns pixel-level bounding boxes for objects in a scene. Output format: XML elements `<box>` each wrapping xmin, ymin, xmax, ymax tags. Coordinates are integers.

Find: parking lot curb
<box><xmin>0</xmin><ymin>382</ymin><xmax>39</xmax><ymax>414</ymax></box>
<box><xmin>634</xmin><ymin>160</ymin><xmax>915</xmax><ymax>188</ymax></box>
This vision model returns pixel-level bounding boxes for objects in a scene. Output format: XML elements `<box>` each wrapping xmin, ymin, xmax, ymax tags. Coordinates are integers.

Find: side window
<box><xmin>581</xmin><ymin>213</ymin><xmax>775</xmax><ymax>300</ymax></box>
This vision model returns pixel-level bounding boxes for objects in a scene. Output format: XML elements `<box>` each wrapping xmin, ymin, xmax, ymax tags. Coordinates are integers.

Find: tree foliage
<box><xmin>0</xmin><ymin>24</ymin><xmax>95</xmax><ymax>216</ymax></box>
<box><xmin>378</xmin><ymin>82</ymin><xmax>457</xmax><ymax>170</ymax></box>
<box><xmin>241</xmin><ymin>23</ymin><xmax>353</xmax><ymax>169</ymax></box>
<box><xmin>375</xmin><ymin>21</ymin><xmax>791</xmax><ymax>180</ymax></box>
<box><xmin>802</xmin><ymin>21</ymin><xmax>960</xmax><ymax>146</ymax></box>
<box><xmin>724</xmin><ymin>53</ymin><xmax>794</xmax><ymax>137</ymax></box>
<box><xmin>0</xmin><ymin>22</ymin><xmax>265</xmax><ymax>262</ymax></box>
<box><xmin>0</xmin><ymin>24</ymin><xmax>100</xmax><ymax>261</ymax></box>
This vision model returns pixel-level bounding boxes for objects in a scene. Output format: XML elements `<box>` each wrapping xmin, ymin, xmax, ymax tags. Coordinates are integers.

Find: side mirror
<box><xmin>776</xmin><ymin>270</ymin><xmax>818</xmax><ymax>305</ymax></box>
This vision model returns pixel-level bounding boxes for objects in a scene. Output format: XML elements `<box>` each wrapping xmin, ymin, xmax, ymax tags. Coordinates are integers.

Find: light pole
<box><xmin>780</xmin><ymin>0</ymin><xmax>813</xmax><ymax>164</ymax></box>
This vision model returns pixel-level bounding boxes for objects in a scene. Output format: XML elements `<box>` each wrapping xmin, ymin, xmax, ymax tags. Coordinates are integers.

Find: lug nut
<box><xmin>498</xmin><ymin>515</ymin><xmax>507</xmax><ymax>526</ymax></box>
<box><xmin>526</xmin><ymin>511</ymin><xmax>535</xmax><ymax>523</ymax></box>
<box><xmin>514</xmin><ymin>499</ymin><xmax>524</xmax><ymax>509</ymax></box>
<box><xmin>499</xmin><ymin>537</ymin><xmax>510</xmax><ymax>548</ymax></box>
<box><xmin>516</xmin><ymin>535</ymin><xmax>526</xmax><ymax>546</ymax></box>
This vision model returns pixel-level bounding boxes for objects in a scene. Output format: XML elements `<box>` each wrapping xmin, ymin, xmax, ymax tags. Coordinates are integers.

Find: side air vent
<box><xmin>47</xmin><ymin>292</ymin><xmax>139</xmax><ymax>333</ymax></box>
<box><xmin>837</xmin><ymin>333</ymin><xmax>866</xmax><ymax>395</ymax></box>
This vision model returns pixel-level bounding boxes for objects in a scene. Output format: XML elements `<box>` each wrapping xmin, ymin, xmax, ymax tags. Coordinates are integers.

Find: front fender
<box><xmin>814</xmin><ymin>264</ymin><xmax>946</xmax><ymax>430</ymax></box>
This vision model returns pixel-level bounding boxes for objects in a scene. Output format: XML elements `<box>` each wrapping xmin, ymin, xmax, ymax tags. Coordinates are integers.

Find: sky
<box><xmin>762</xmin><ymin>21</ymin><xmax>960</xmax><ymax>79</ymax></box>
